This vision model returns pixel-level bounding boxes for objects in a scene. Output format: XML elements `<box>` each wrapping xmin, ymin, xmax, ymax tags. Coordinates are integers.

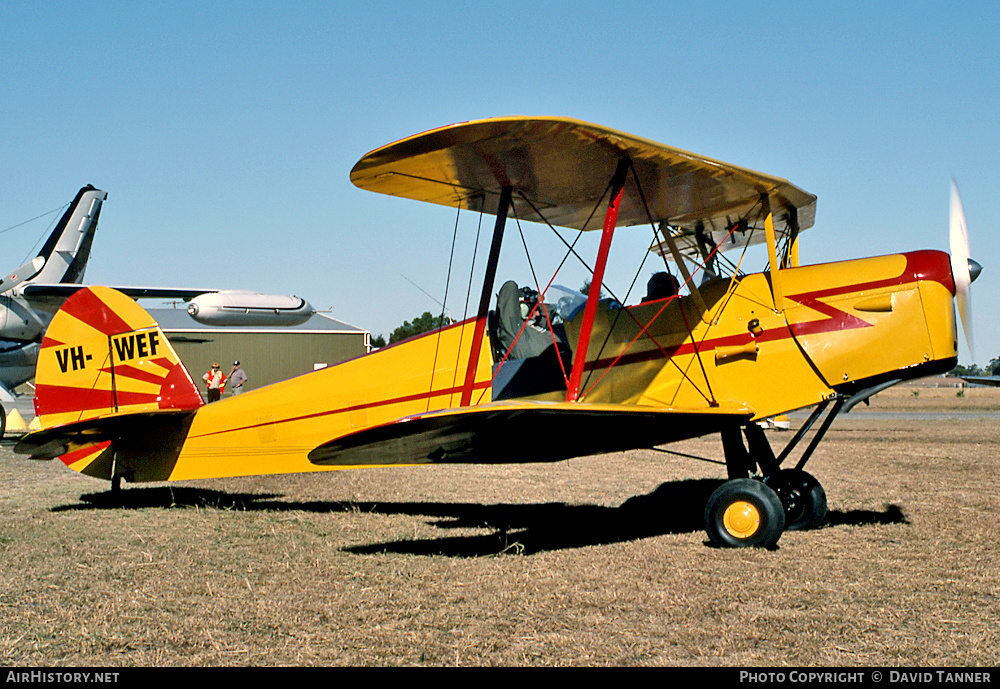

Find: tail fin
<box><xmin>18</xmin><ymin>286</ymin><xmax>203</xmax><ymax>481</ymax></box>
<box><xmin>34</xmin><ymin>286</ymin><xmax>203</xmax><ymax>428</ymax></box>
<box><xmin>30</xmin><ymin>185</ymin><xmax>106</xmax><ymax>286</ymax></box>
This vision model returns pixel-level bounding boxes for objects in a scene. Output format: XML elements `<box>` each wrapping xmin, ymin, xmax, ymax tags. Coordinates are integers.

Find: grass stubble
<box><xmin>0</xmin><ymin>385</ymin><xmax>997</xmax><ymax>666</ymax></box>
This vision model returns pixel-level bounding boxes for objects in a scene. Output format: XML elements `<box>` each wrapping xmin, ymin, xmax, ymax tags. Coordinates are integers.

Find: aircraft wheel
<box><xmin>0</xmin><ymin>403</ymin><xmax>6</xmax><ymax>437</ymax></box>
<box><xmin>765</xmin><ymin>469</ymin><xmax>827</xmax><ymax>531</ymax></box>
<box><xmin>704</xmin><ymin>478</ymin><xmax>785</xmax><ymax>548</ymax></box>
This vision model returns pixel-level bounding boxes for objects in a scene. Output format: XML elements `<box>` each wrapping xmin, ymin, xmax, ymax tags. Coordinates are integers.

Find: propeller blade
<box><xmin>949</xmin><ymin>180</ymin><xmax>974</xmax><ymax>360</ymax></box>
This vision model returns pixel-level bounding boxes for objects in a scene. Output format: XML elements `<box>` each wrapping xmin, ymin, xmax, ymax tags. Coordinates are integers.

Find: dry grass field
<box><xmin>1</xmin><ymin>385</ymin><xmax>998</xmax><ymax>667</ymax></box>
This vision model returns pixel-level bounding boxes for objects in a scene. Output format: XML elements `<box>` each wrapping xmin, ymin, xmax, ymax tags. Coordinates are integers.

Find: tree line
<box><xmin>370</xmin><ymin>311</ymin><xmax>453</xmax><ymax>349</ymax></box>
<box><xmin>951</xmin><ymin>355</ymin><xmax>1000</xmax><ymax>377</ymax></box>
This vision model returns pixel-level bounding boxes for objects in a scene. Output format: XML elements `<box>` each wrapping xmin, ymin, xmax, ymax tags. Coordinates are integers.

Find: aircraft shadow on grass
<box><xmin>52</xmin><ymin>479</ymin><xmax>908</xmax><ymax>557</ymax></box>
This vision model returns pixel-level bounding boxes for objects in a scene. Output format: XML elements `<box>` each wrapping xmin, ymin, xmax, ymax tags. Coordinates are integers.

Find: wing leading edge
<box><xmin>309</xmin><ymin>401</ymin><xmax>753</xmax><ymax>467</ymax></box>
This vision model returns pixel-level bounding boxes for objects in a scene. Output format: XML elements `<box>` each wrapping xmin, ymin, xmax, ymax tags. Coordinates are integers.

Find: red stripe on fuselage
<box><xmin>189</xmin><ymin>378</ymin><xmax>493</xmax><ymax>440</ymax></box>
<box><xmin>586</xmin><ymin>250</ymin><xmax>950</xmax><ymax>372</ymax></box>
<box><xmin>189</xmin><ymin>252</ymin><xmax>952</xmax><ymax>438</ymax></box>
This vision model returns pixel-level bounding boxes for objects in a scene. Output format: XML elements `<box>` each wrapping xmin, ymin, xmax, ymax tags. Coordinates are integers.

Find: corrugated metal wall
<box><xmin>166</xmin><ymin>331</ymin><xmax>368</xmax><ymax>396</ymax></box>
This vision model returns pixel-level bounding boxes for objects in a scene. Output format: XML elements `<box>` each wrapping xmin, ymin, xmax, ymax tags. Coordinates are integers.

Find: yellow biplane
<box><xmin>15</xmin><ymin>117</ymin><xmax>980</xmax><ymax>548</ymax></box>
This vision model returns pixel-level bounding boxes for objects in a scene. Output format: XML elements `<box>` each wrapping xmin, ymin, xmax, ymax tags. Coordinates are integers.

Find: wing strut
<box><xmin>655</xmin><ymin>221</ymin><xmax>709</xmax><ymax>319</ymax></box>
<box><xmin>761</xmin><ymin>193</ymin><xmax>786</xmax><ymax>312</ymax></box>
<box><xmin>566</xmin><ymin>158</ymin><xmax>630</xmax><ymax>402</ymax></box>
<box><xmin>460</xmin><ymin>186</ymin><xmax>512</xmax><ymax>406</ymax></box>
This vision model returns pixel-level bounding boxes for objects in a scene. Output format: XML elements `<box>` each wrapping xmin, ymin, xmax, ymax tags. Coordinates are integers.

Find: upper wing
<box><xmin>309</xmin><ymin>400</ymin><xmax>752</xmax><ymax>467</ymax></box>
<box><xmin>350</xmin><ymin>116</ymin><xmax>815</xmax><ymax>251</ymax></box>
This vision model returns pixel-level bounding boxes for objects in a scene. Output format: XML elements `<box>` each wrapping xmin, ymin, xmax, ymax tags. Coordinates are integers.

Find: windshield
<box><xmin>546</xmin><ymin>285</ymin><xmax>587</xmax><ymax>322</ymax></box>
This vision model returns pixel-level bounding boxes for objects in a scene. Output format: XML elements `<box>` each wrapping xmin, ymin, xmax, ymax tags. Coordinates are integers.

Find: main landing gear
<box><xmin>704</xmin><ymin>399</ymin><xmax>841</xmax><ymax>548</ymax></box>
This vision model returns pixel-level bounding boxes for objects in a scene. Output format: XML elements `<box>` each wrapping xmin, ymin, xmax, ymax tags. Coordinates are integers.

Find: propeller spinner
<box><xmin>949</xmin><ymin>180</ymin><xmax>980</xmax><ymax>360</ymax></box>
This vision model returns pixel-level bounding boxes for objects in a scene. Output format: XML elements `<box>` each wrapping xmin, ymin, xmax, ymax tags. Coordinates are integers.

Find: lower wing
<box><xmin>309</xmin><ymin>401</ymin><xmax>753</xmax><ymax>467</ymax></box>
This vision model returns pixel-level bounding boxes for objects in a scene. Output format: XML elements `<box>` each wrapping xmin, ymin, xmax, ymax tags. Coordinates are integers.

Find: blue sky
<box><xmin>3</xmin><ymin>1</ymin><xmax>998</xmax><ymax>365</ymax></box>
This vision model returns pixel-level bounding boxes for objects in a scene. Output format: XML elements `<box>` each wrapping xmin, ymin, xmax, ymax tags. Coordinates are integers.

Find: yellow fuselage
<box><xmin>122</xmin><ymin>249</ymin><xmax>955</xmax><ymax>482</ymax></box>
<box><xmin>51</xmin><ymin>250</ymin><xmax>956</xmax><ymax>483</ymax></box>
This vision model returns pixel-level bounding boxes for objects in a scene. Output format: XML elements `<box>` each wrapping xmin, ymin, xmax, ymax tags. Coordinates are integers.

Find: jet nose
<box><xmin>969</xmin><ymin>258</ymin><xmax>982</xmax><ymax>283</ymax></box>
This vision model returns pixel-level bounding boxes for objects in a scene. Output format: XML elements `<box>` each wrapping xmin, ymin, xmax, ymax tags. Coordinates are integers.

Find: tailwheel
<box><xmin>704</xmin><ymin>478</ymin><xmax>785</xmax><ymax>548</ymax></box>
<box><xmin>765</xmin><ymin>469</ymin><xmax>827</xmax><ymax>531</ymax></box>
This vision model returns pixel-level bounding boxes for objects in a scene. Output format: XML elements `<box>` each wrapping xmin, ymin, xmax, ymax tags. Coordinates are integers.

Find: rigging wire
<box><xmin>512</xmin><ymin>209</ymin><xmax>569</xmax><ymax>385</ymax></box>
<box><xmin>647</xmin><ymin>446</ymin><xmax>727</xmax><ymax>467</ymax></box>
<box><xmin>580</xmin><ymin>161</ymin><xmax>718</xmax><ymax>403</ymax></box>
<box><xmin>472</xmin><ymin>187</ymin><xmax>615</xmax><ymax>405</ymax></box>
<box><xmin>1</xmin><ymin>203</ymin><xmax>67</xmax><ymax>236</ymax></box>
<box><xmin>427</xmin><ymin>200</ymin><xmax>462</xmax><ymax>411</ymax></box>
<box><xmin>468</xmin><ymin>171</ymin><xmax>792</xmax><ymax>411</ymax></box>
<box><xmin>450</xmin><ymin>200</ymin><xmax>486</xmax><ymax>393</ymax></box>
<box><xmin>578</xmin><ymin>169</ymin><xmax>776</xmax><ymax>403</ymax></box>
<box><xmin>516</xmin><ymin>177</ymin><xmax>712</xmax><ymax>404</ymax></box>
<box><xmin>3</xmin><ymin>203</ymin><xmax>68</xmax><ymax>266</ymax></box>
<box><xmin>461</xmin><ymin>200</ymin><xmax>486</xmax><ymax>322</ymax></box>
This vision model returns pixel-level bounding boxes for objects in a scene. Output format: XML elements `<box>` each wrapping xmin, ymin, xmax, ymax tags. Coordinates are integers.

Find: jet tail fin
<box><xmin>19</xmin><ymin>286</ymin><xmax>204</xmax><ymax>479</ymax></box>
<box><xmin>24</xmin><ymin>185</ymin><xmax>107</xmax><ymax>288</ymax></box>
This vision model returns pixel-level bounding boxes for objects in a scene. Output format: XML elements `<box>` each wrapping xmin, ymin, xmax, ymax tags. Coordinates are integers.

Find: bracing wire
<box><xmin>2</xmin><ymin>203</ymin><xmax>68</xmax><ymax>265</ymax></box>
<box><xmin>427</xmin><ymin>200</ymin><xmax>462</xmax><ymax>410</ymax></box>
<box><xmin>451</xmin><ymin>200</ymin><xmax>486</xmax><ymax>393</ymax></box>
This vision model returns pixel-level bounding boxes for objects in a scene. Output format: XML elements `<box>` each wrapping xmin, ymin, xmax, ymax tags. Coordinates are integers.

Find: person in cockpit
<box><xmin>496</xmin><ymin>280</ymin><xmax>553</xmax><ymax>359</ymax></box>
<box><xmin>642</xmin><ymin>271</ymin><xmax>679</xmax><ymax>302</ymax></box>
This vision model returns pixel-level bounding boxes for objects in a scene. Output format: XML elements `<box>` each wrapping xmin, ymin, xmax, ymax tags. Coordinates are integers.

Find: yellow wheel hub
<box><xmin>723</xmin><ymin>500</ymin><xmax>761</xmax><ymax>539</ymax></box>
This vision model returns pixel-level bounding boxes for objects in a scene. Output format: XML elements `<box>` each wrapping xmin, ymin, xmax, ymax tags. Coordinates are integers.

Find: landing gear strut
<box><xmin>704</xmin><ymin>398</ymin><xmax>842</xmax><ymax>547</ymax></box>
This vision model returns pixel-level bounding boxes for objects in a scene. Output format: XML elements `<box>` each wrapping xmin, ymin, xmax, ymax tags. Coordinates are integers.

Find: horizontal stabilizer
<box><xmin>15</xmin><ymin>409</ymin><xmax>194</xmax><ymax>460</ymax></box>
<box><xmin>0</xmin><ymin>256</ymin><xmax>46</xmax><ymax>295</ymax></box>
<box><xmin>309</xmin><ymin>401</ymin><xmax>752</xmax><ymax>467</ymax></box>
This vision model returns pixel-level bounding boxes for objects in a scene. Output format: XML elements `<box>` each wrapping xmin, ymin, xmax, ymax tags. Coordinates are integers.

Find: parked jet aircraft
<box><xmin>0</xmin><ymin>185</ymin><xmax>314</xmax><ymax>430</ymax></box>
<box><xmin>16</xmin><ymin>118</ymin><xmax>981</xmax><ymax>549</ymax></box>
<box><xmin>959</xmin><ymin>375</ymin><xmax>1000</xmax><ymax>386</ymax></box>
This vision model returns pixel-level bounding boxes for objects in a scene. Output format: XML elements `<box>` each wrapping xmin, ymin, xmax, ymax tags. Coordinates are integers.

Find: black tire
<box><xmin>704</xmin><ymin>478</ymin><xmax>785</xmax><ymax>548</ymax></box>
<box><xmin>765</xmin><ymin>469</ymin><xmax>827</xmax><ymax>531</ymax></box>
<box><xmin>0</xmin><ymin>403</ymin><xmax>6</xmax><ymax>437</ymax></box>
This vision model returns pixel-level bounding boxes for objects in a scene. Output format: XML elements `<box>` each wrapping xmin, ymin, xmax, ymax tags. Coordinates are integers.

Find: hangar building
<box><xmin>148</xmin><ymin>308</ymin><xmax>370</xmax><ymax>395</ymax></box>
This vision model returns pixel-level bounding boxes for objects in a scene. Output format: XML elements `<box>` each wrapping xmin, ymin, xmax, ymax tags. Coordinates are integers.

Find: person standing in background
<box><xmin>202</xmin><ymin>362</ymin><xmax>226</xmax><ymax>402</ymax></box>
<box><xmin>229</xmin><ymin>360</ymin><xmax>248</xmax><ymax>395</ymax></box>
